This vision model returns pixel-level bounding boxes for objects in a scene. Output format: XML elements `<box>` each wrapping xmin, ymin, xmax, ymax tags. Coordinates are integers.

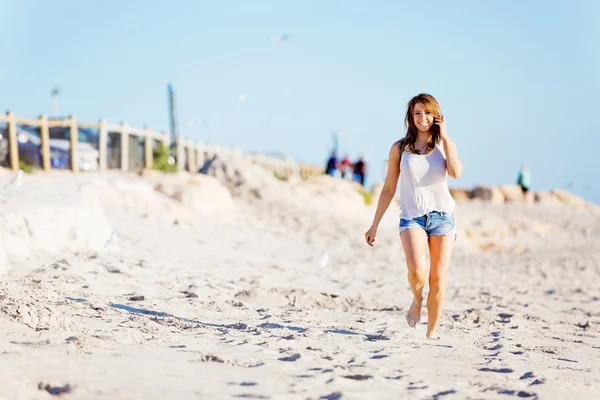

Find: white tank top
<box><xmin>399</xmin><ymin>144</ymin><xmax>456</xmax><ymax>219</ymax></box>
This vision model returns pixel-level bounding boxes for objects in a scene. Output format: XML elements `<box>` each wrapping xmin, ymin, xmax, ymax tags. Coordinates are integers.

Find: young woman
<box><xmin>364</xmin><ymin>93</ymin><xmax>463</xmax><ymax>339</ymax></box>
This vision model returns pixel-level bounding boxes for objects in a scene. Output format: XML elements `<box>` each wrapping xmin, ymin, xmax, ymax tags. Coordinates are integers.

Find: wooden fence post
<box><xmin>160</xmin><ymin>129</ymin><xmax>170</xmax><ymax>167</ymax></box>
<box><xmin>196</xmin><ymin>143</ymin><xmax>203</xmax><ymax>171</ymax></box>
<box><xmin>187</xmin><ymin>140</ymin><xmax>196</xmax><ymax>173</ymax></box>
<box><xmin>6</xmin><ymin>111</ymin><xmax>19</xmax><ymax>171</ymax></box>
<box><xmin>161</xmin><ymin>130</ymin><xmax>169</xmax><ymax>148</ymax></box>
<box><xmin>39</xmin><ymin>114</ymin><xmax>51</xmax><ymax>171</ymax></box>
<box><xmin>144</xmin><ymin>126</ymin><xmax>153</xmax><ymax>170</ymax></box>
<box><xmin>176</xmin><ymin>135</ymin><xmax>184</xmax><ymax>172</ymax></box>
<box><xmin>98</xmin><ymin>119</ymin><xmax>107</xmax><ymax>171</ymax></box>
<box><xmin>69</xmin><ymin>115</ymin><xmax>79</xmax><ymax>172</ymax></box>
<box><xmin>120</xmin><ymin>121</ymin><xmax>129</xmax><ymax>172</ymax></box>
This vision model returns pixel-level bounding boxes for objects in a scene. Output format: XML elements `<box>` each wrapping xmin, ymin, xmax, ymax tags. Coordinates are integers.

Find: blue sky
<box><xmin>1</xmin><ymin>0</ymin><xmax>599</xmax><ymax>203</ymax></box>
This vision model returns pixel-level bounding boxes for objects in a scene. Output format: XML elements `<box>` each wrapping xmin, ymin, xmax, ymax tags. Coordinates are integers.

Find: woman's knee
<box><xmin>407</xmin><ymin>267</ymin><xmax>427</xmax><ymax>282</ymax></box>
<box><xmin>429</xmin><ymin>271</ymin><xmax>448</xmax><ymax>290</ymax></box>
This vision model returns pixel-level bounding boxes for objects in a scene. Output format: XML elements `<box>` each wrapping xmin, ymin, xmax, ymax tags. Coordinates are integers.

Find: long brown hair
<box><xmin>397</xmin><ymin>93</ymin><xmax>443</xmax><ymax>155</ymax></box>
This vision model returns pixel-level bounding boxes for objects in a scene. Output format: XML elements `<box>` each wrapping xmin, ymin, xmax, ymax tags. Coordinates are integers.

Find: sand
<box><xmin>1</xmin><ymin>167</ymin><xmax>599</xmax><ymax>399</ymax></box>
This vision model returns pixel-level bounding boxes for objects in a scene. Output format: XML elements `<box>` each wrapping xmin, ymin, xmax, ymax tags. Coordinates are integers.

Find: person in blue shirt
<box><xmin>325</xmin><ymin>150</ymin><xmax>338</xmax><ymax>176</ymax></box>
<box><xmin>517</xmin><ymin>164</ymin><xmax>532</xmax><ymax>201</ymax></box>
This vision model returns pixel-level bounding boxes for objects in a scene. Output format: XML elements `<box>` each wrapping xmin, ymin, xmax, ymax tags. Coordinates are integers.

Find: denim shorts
<box><xmin>399</xmin><ymin>211</ymin><xmax>456</xmax><ymax>237</ymax></box>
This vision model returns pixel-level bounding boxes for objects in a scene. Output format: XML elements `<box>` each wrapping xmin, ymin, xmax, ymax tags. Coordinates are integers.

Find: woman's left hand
<box><xmin>435</xmin><ymin>116</ymin><xmax>448</xmax><ymax>140</ymax></box>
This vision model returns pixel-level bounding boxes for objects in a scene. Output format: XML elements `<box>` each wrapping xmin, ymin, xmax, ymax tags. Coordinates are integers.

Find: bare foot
<box><xmin>426</xmin><ymin>330</ymin><xmax>439</xmax><ymax>339</ymax></box>
<box><xmin>406</xmin><ymin>298</ymin><xmax>422</xmax><ymax>328</ymax></box>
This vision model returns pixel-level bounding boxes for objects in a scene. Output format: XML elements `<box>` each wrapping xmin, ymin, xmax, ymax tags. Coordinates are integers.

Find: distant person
<box><xmin>516</xmin><ymin>164</ymin><xmax>532</xmax><ymax>201</ymax></box>
<box><xmin>325</xmin><ymin>151</ymin><xmax>338</xmax><ymax>177</ymax></box>
<box><xmin>364</xmin><ymin>93</ymin><xmax>463</xmax><ymax>339</ymax></box>
<box><xmin>340</xmin><ymin>154</ymin><xmax>352</xmax><ymax>179</ymax></box>
<box><xmin>353</xmin><ymin>156</ymin><xmax>366</xmax><ymax>186</ymax></box>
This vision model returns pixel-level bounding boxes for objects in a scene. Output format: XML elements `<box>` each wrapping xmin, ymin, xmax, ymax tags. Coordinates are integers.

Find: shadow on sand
<box><xmin>65</xmin><ymin>297</ymin><xmax>388</xmax><ymax>341</ymax></box>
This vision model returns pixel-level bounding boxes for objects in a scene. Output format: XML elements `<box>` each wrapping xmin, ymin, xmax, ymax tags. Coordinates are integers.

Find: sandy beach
<box><xmin>1</xmin><ymin>162</ymin><xmax>599</xmax><ymax>399</ymax></box>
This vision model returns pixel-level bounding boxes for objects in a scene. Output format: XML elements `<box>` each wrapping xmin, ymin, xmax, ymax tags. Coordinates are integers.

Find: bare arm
<box><xmin>370</xmin><ymin>143</ymin><xmax>401</xmax><ymax>229</ymax></box>
<box><xmin>435</xmin><ymin>116</ymin><xmax>463</xmax><ymax>179</ymax></box>
<box><xmin>441</xmin><ymin>137</ymin><xmax>463</xmax><ymax>179</ymax></box>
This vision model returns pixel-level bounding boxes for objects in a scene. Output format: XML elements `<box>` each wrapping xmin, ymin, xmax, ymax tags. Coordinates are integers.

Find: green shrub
<box><xmin>153</xmin><ymin>142</ymin><xmax>177</xmax><ymax>172</ymax></box>
<box><xmin>19</xmin><ymin>160</ymin><xmax>34</xmax><ymax>174</ymax></box>
<box><xmin>357</xmin><ymin>187</ymin><xmax>373</xmax><ymax>205</ymax></box>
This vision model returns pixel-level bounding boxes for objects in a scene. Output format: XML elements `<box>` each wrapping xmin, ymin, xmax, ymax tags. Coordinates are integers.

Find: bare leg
<box><xmin>400</xmin><ymin>229</ymin><xmax>429</xmax><ymax>328</ymax></box>
<box><xmin>426</xmin><ymin>235</ymin><xmax>454</xmax><ymax>338</ymax></box>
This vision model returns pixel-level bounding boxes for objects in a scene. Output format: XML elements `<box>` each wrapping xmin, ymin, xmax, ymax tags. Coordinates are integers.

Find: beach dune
<box><xmin>1</xmin><ymin>166</ymin><xmax>599</xmax><ymax>399</ymax></box>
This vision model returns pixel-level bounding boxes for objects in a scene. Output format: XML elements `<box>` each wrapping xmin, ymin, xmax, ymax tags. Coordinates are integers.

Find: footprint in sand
<box><xmin>370</xmin><ymin>354</ymin><xmax>388</xmax><ymax>359</ymax></box>
<box><xmin>496</xmin><ymin>389</ymin><xmax>537</xmax><ymax>398</ymax></box>
<box><xmin>518</xmin><ymin>372</ymin><xmax>546</xmax><ymax>386</ymax></box>
<box><xmin>556</xmin><ymin>357</ymin><xmax>578</xmax><ymax>363</ymax></box>
<box><xmin>431</xmin><ymin>389</ymin><xmax>457</xmax><ymax>399</ymax></box>
<box><xmin>529</xmin><ymin>379</ymin><xmax>545</xmax><ymax>386</ymax></box>
<box><xmin>407</xmin><ymin>381</ymin><xmax>428</xmax><ymax>390</ymax></box>
<box><xmin>228</xmin><ymin>382</ymin><xmax>258</xmax><ymax>387</ymax></box>
<box><xmin>342</xmin><ymin>375</ymin><xmax>372</xmax><ymax>381</ymax></box>
<box><xmin>38</xmin><ymin>382</ymin><xmax>73</xmax><ymax>396</ymax></box>
<box><xmin>478</xmin><ymin>367</ymin><xmax>514</xmax><ymax>373</ymax></box>
<box><xmin>278</xmin><ymin>353</ymin><xmax>301</xmax><ymax>362</ymax></box>
<box><xmin>484</xmin><ymin>344</ymin><xmax>503</xmax><ymax>351</ymax></box>
<box><xmin>320</xmin><ymin>392</ymin><xmax>342</xmax><ymax>400</ymax></box>
<box><xmin>496</xmin><ymin>313</ymin><xmax>513</xmax><ymax>324</ymax></box>
<box><xmin>481</xmin><ymin>331</ymin><xmax>505</xmax><ymax>361</ymax></box>
<box><xmin>385</xmin><ymin>375</ymin><xmax>404</xmax><ymax>380</ymax></box>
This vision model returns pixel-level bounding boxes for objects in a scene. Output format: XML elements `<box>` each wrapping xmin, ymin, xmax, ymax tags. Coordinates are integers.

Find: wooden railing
<box><xmin>0</xmin><ymin>111</ymin><xmax>323</xmax><ymax>179</ymax></box>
